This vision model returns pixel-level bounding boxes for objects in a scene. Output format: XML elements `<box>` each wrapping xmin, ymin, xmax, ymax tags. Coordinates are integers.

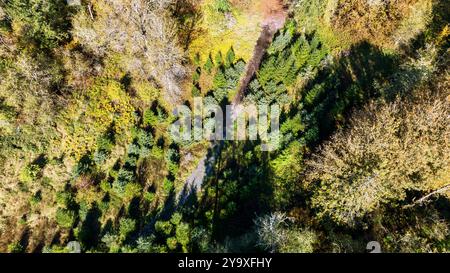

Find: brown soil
<box><xmin>261</xmin><ymin>0</ymin><xmax>289</xmax><ymax>31</ymax></box>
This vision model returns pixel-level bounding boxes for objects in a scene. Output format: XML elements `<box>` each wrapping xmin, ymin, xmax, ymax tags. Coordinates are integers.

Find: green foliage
<box><xmin>102</xmin><ymin>234</ymin><xmax>121</xmax><ymax>253</ymax></box>
<box><xmin>225</xmin><ymin>47</ymin><xmax>235</xmax><ymax>67</ymax></box>
<box><xmin>113</xmin><ymin>169</ymin><xmax>134</xmax><ymax>193</ymax></box>
<box><xmin>203</xmin><ymin>55</ymin><xmax>214</xmax><ymax>73</ymax></box>
<box><xmin>119</xmin><ymin>218</ymin><xmax>136</xmax><ymax>241</ymax></box>
<box><xmin>56</xmin><ymin>208</ymin><xmax>76</xmax><ymax>229</ymax></box>
<box><xmin>123</xmin><ymin>183</ymin><xmax>142</xmax><ymax>200</ymax></box>
<box><xmin>280</xmin><ymin>229</ymin><xmax>318</xmax><ymax>253</ymax></box>
<box><xmin>153</xmin><ymin>213</ymin><xmax>191</xmax><ymax>252</ymax></box>
<box><xmin>204</xmin><ymin>55</ymin><xmax>245</xmax><ymax>104</ymax></box>
<box><xmin>163</xmin><ymin>178</ymin><xmax>174</xmax><ymax>194</ymax></box>
<box><xmin>73</xmin><ymin>155</ymin><xmax>94</xmax><ymax>178</ymax></box>
<box><xmin>166</xmin><ymin>237</ymin><xmax>178</xmax><ymax>250</ymax></box>
<box><xmin>19</xmin><ymin>163</ymin><xmax>41</xmax><ymax>183</ymax></box>
<box><xmin>249</xmin><ymin>26</ymin><xmax>328</xmax><ymax>105</ymax></box>
<box><xmin>144</xmin><ymin>191</ymin><xmax>155</xmax><ymax>203</ymax></box>
<box><xmin>379</xmin><ymin>207</ymin><xmax>450</xmax><ymax>253</ymax></box>
<box><xmin>214</xmin><ymin>51</ymin><xmax>223</xmax><ymax>66</ymax></box>
<box><xmin>155</xmin><ymin>220</ymin><xmax>173</xmax><ymax>237</ymax></box>
<box><xmin>4</xmin><ymin>0</ymin><xmax>71</xmax><ymax>50</ymax></box>
<box><xmin>213</xmin><ymin>0</ymin><xmax>231</xmax><ymax>13</ymax></box>
<box><xmin>166</xmin><ymin>147</ymin><xmax>180</xmax><ymax>169</ymax></box>
<box><xmin>254</xmin><ymin>212</ymin><xmax>317</xmax><ymax>253</ymax></box>
<box><xmin>0</xmin><ymin>0</ymin><xmax>447</xmax><ymax>254</ymax></box>
<box><xmin>30</xmin><ymin>191</ymin><xmax>42</xmax><ymax>206</ymax></box>
<box><xmin>213</xmin><ymin>69</ymin><xmax>227</xmax><ymax>90</ymax></box>
<box><xmin>176</xmin><ymin>222</ymin><xmax>190</xmax><ymax>251</ymax></box>
<box><xmin>191</xmin><ymin>85</ymin><xmax>201</xmax><ymax>97</ymax></box>
<box><xmin>192</xmin><ymin>69</ymin><xmax>201</xmax><ymax>84</ymax></box>
<box><xmin>93</xmin><ymin>133</ymin><xmax>115</xmax><ymax>165</ymax></box>
<box><xmin>56</xmin><ymin>191</ymin><xmax>74</xmax><ymax>208</ymax></box>
<box><xmin>7</xmin><ymin>242</ymin><xmax>24</xmax><ymax>253</ymax></box>
<box><xmin>170</xmin><ymin>213</ymin><xmax>182</xmax><ymax>225</ymax></box>
<box><xmin>193</xmin><ymin>53</ymin><xmax>201</xmax><ymax>67</ymax></box>
<box><xmin>268</xmin><ymin>25</ymin><xmax>294</xmax><ymax>54</ymax></box>
<box><xmin>308</xmin><ymin>88</ymin><xmax>449</xmax><ymax>226</ymax></box>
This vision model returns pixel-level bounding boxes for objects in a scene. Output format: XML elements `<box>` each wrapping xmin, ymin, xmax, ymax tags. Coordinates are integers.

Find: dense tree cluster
<box><xmin>0</xmin><ymin>0</ymin><xmax>449</xmax><ymax>253</ymax></box>
<box><xmin>308</xmin><ymin>85</ymin><xmax>449</xmax><ymax>226</ymax></box>
<box><xmin>73</xmin><ymin>0</ymin><xmax>187</xmax><ymax>103</ymax></box>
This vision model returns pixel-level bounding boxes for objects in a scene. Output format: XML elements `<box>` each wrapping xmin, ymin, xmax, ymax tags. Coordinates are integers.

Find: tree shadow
<box><xmin>78</xmin><ymin>205</ymin><xmax>102</xmax><ymax>249</ymax></box>
<box><xmin>299</xmin><ymin>41</ymin><xmax>398</xmax><ymax>145</ymax></box>
<box><xmin>18</xmin><ymin>227</ymin><xmax>30</xmax><ymax>253</ymax></box>
<box><xmin>194</xmin><ymin>140</ymin><xmax>273</xmax><ymax>243</ymax></box>
<box><xmin>101</xmin><ymin>219</ymin><xmax>114</xmax><ymax>239</ymax></box>
<box><xmin>405</xmin><ymin>0</ymin><xmax>450</xmax><ymax>54</ymax></box>
<box><xmin>128</xmin><ymin>197</ymin><xmax>142</xmax><ymax>225</ymax></box>
<box><xmin>31</xmin><ymin>154</ymin><xmax>48</xmax><ymax>169</ymax></box>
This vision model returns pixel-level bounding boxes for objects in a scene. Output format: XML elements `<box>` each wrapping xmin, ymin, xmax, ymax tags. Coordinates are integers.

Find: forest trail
<box><xmin>177</xmin><ymin>0</ymin><xmax>288</xmax><ymax>207</ymax></box>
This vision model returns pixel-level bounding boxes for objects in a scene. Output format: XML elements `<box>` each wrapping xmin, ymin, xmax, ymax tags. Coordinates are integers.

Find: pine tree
<box><xmin>204</xmin><ymin>55</ymin><xmax>214</xmax><ymax>73</ymax></box>
<box><xmin>215</xmin><ymin>51</ymin><xmax>223</xmax><ymax>67</ymax></box>
<box><xmin>225</xmin><ymin>47</ymin><xmax>235</xmax><ymax>67</ymax></box>
<box><xmin>258</xmin><ymin>57</ymin><xmax>277</xmax><ymax>87</ymax></box>
<box><xmin>213</xmin><ymin>69</ymin><xmax>227</xmax><ymax>90</ymax></box>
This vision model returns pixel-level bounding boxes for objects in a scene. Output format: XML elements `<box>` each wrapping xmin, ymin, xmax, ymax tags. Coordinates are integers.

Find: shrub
<box><xmin>279</xmin><ymin>229</ymin><xmax>318</xmax><ymax>253</ymax></box>
<box><xmin>155</xmin><ymin>221</ymin><xmax>173</xmax><ymax>236</ymax></box>
<box><xmin>166</xmin><ymin>237</ymin><xmax>178</xmax><ymax>251</ymax></box>
<box><xmin>56</xmin><ymin>191</ymin><xmax>74</xmax><ymax>208</ymax></box>
<box><xmin>170</xmin><ymin>213</ymin><xmax>182</xmax><ymax>225</ymax></box>
<box><xmin>56</xmin><ymin>208</ymin><xmax>76</xmax><ymax>228</ymax></box>
<box><xmin>192</xmin><ymin>85</ymin><xmax>201</xmax><ymax>97</ymax></box>
<box><xmin>225</xmin><ymin>47</ymin><xmax>235</xmax><ymax>67</ymax></box>
<box><xmin>254</xmin><ymin>212</ymin><xmax>318</xmax><ymax>253</ymax></box>
<box><xmin>176</xmin><ymin>223</ymin><xmax>190</xmax><ymax>251</ymax></box>
<box><xmin>4</xmin><ymin>0</ymin><xmax>70</xmax><ymax>50</ymax></box>
<box><xmin>329</xmin><ymin>0</ymin><xmax>420</xmax><ymax>48</ymax></box>
<box><xmin>204</xmin><ymin>55</ymin><xmax>214</xmax><ymax>73</ymax></box>
<box><xmin>163</xmin><ymin>178</ymin><xmax>174</xmax><ymax>194</ymax></box>
<box><xmin>214</xmin><ymin>0</ymin><xmax>231</xmax><ymax>13</ymax></box>
<box><xmin>307</xmin><ymin>88</ymin><xmax>450</xmax><ymax>226</ymax></box>
<box><xmin>72</xmin><ymin>0</ymin><xmax>187</xmax><ymax>103</ymax></box>
<box><xmin>119</xmin><ymin>218</ymin><xmax>136</xmax><ymax>241</ymax></box>
<box><xmin>7</xmin><ymin>242</ymin><xmax>24</xmax><ymax>253</ymax></box>
<box><xmin>19</xmin><ymin>164</ymin><xmax>41</xmax><ymax>183</ymax></box>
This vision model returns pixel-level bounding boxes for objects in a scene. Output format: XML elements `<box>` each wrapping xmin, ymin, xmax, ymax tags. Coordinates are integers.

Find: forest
<box><xmin>0</xmin><ymin>0</ymin><xmax>448</xmax><ymax>253</ymax></box>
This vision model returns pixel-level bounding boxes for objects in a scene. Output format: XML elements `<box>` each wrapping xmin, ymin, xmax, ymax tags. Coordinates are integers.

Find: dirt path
<box><xmin>177</xmin><ymin>0</ymin><xmax>288</xmax><ymax>207</ymax></box>
<box><xmin>141</xmin><ymin>1</ymin><xmax>289</xmax><ymax>234</ymax></box>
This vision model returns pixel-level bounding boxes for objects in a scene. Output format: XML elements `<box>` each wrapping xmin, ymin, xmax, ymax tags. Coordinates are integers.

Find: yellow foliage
<box><xmin>327</xmin><ymin>0</ymin><xmax>432</xmax><ymax>49</ymax></box>
<box><xmin>88</xmin><ymin>80</ymin><xmax>134</xmax><ymax>136</ymax></box>
<box><xmin>132</xmin><ymin>81</ymin><xmax>160</xmax><ymax>108</ymax></box>
<box><xmin>294</xmin><ymin>0</ymin><xmax>352</xmax><ymax>52</ymax></box>
<box><xmin>393</xmin><ymin>0</ymin><xmax>433</xmax><ymax>48</ymax></box>
<box><xmin>198</xmin><ymin>69</ymin><xmax>215</xmax><ymax>93</ymax></box>
<box><xmin>436</xmin><ymin>25</ymin><xmax>450</xmax><ymax>47</ymax></box>
<box><xmin>61</xmin><ymin>79</ymin><xmax>135</xmax><ymax>159</ymax></box>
